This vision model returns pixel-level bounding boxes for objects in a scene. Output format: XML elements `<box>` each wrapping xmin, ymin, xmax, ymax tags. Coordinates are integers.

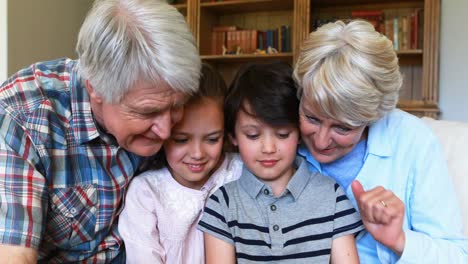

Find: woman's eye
<box><xmin>305</xmin><ymin>115</ymin><xmax>320</xmax><ymax>124</ymax></box>
<box><xmin>335</xmin><ymin>126</ymin><xmax>351</xmax><ymax>134</ymax></box>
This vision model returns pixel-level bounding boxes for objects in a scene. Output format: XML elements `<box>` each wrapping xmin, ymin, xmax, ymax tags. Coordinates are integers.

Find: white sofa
<box><xmin>422</xmin><ymin>117</ymin><xmax>468</xmax><ymax>236</ymax></box>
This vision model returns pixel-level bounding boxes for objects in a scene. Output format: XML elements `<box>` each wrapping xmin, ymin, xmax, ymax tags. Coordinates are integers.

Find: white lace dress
<box><xmin>118</xmin><ymin>153</ymin><xmax>243</xmax><ymax>264</ymax></box>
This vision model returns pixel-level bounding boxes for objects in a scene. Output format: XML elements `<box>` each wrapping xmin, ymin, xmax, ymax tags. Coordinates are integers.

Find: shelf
<box><xmin>173</xmin><ymin>3</ymin><xmax>188</xmax><ymax>9</ymax></box>
<box><xmin>201</xmin><ymin>52</ymin><xmax>293</xmax><ymax>63</ymax></box>
<box><xmin>200</xmin><ymin>0</ymin><xmax>293</xmax><ymax>14</ymax></box>
<box><xmin>396</xmin><ymin>49</ymin><xmax>422</xmax><ymax>55</ymax></box>
<box><xmin>172</xmin><ymin>3</ymin><xmax>188</xmax><ymax>16</ymax></box>
<box><xmin>310</xmin><ymin>0</ymin><xmax>422</xmax><ymax>6</ymax></box>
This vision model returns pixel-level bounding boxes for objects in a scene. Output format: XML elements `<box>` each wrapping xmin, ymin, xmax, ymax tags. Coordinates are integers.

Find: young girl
<box><xmin>198</xmin><ymin>62</ymin><xmax>364</xmax><ymax>263</ymax></box>
<box><xmin>118</xmin><ymin>63</ymin><xmax>243</xmax><ymax>264</ymax></box>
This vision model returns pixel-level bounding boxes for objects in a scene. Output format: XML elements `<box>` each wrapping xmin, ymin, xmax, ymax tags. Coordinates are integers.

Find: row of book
<box><xmin>312</xmin><ymin>8</ymin><xmax>424</xmax><ymax>51</ymax></box>
<box><xmin>211</xmin><ymin>25</ymin><xmax>292</xmax><ymax>55</ymax></box>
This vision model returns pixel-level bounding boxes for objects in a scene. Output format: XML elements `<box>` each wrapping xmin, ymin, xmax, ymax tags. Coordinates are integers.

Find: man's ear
<box><xmin>85</xmin><ymin>80</ymin><xmax>103</xmax><ymax>104</ymax></box>
<box><xmin>228</xmin><ymin>134</ymin><xmax>238</xmax><ymax>147</ymax></box>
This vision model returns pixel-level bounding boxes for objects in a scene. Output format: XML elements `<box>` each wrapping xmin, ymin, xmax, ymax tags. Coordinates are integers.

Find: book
<box><xmin>351</xmin><ymin>10</ymin><xmax>384</xmax><ymax>34</ymax></box>
<box><xmin>212</xmin><ymin>25</ymin><xmax>237</xmax><ymax>32</ymax></box>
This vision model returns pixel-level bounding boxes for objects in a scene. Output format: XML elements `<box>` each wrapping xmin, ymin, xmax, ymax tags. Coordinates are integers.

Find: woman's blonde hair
<box><xmin>293</xmin><ymin>20</ymin><xmax>402</xmax><ymax>126</ymax></box>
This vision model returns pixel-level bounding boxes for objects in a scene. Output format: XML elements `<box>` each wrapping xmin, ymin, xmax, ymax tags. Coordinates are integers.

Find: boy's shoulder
<box><xmin>296</xmin><ymin>156</ymin><xmax>338</xmax><ymax>189</ymax></box>
<box><xmin>208</xmin><ymin>152</ymin><xmax>244</xmax><ymax>189</ymax></box>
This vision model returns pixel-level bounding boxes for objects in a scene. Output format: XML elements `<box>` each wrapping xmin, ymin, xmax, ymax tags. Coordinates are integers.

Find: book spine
<box><xmin>393</xmin><ymin>17</ymin><xmax>399</xmax><ymax>50</ymax></box>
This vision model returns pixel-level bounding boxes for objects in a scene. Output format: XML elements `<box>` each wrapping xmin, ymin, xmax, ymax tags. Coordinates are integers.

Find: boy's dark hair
<box><xmin>224</xmin><ymin>62</ymin><xmax>299</xmax><ymax>137</ymax></box>
<box><xmin>138</xmin><ymin>63</ymin><xmax>227</xmax><ymax>172</ymax></box>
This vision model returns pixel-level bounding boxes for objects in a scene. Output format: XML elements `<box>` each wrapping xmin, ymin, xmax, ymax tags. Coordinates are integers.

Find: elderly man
<box><xmin>0</xmin><ymin>0</ymin><xmax>201</xmax><ymax>262</ymax></box>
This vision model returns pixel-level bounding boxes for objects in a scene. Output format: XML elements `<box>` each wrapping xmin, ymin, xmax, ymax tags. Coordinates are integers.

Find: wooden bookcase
<box><xmin>172</xmin><ymin>0</ymin><xmax>440</xmax><ymax>118</ymax></box>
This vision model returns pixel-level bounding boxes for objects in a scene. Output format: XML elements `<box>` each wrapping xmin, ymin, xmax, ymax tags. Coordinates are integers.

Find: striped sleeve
<box><xmin>198</xmin><ymin>186</ymin><xmax>234</xmax><ymax>245</ymax></box>
<box><xmin>332</xmin><ymin>184</ymin><xmax>364</xmax><ymax>239</ymax></box>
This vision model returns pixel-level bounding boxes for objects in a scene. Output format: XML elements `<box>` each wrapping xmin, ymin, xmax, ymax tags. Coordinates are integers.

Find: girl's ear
<box><xmin>228</xmin><ymin>134</ymin><xmax>238</xmax><ymax>146</ymax></box>
<box><xmin>85</xmin><ymin>80</ymin><xmax>103</xmax><ymax>104</ymax></box>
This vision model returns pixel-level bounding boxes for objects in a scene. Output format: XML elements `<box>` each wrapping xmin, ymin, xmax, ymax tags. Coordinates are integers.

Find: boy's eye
<box><xmin>277</xmin><ymin>132</ymin><xmax>290</xmax><ymax>139</ymax></box>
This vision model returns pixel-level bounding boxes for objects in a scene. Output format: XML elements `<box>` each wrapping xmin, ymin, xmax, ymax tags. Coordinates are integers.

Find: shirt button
<box><xmin>270</xmin><ymin>204</ymin><xmax>277</xmax><ymax>211</ymax></box>
<box><xmin>70</xmin><ymin>208</ymin><xmax>77</xmax><ymax>214</ymax></box>
<box><xmin>263</xmin><ymin>189</ymin><xmax>269</xmax><ymax>195</ymax></box>
<box><xmin>273</xmin><ymin>225</ymin><xmax>279</xmax><ymax>231</ymax></box>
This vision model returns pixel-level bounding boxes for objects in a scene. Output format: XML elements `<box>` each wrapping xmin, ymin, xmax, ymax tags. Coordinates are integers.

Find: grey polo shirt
<box><xmin>198</xmin><ymin>157</ymin><xmax>363</xmax><ymax>263</ymax></box>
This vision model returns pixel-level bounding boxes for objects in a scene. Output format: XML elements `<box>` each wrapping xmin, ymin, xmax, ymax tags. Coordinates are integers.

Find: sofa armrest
<box><xmin>422</xmin><ymin>117</ymin><xmax>468</xmax><ymax>236</ymax></box>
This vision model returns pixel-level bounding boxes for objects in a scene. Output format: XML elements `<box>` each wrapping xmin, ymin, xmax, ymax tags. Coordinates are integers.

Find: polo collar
<box><xmin>239</xmin><ymin>157</ymin><xmax>311</xmax><ymax>201</ymax></box>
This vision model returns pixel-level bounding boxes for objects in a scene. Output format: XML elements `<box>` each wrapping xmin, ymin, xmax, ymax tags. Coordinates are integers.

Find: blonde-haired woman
<box><xmin>294</xmin><ymin>20</ymin><xmax>467</xmax><ymax>263</ymax></box>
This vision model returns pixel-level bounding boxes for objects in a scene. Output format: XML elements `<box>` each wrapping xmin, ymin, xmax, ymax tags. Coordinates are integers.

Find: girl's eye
<box><xmin>172</xmin><ymin>138</ymin><xmax>188</xmax><ymax>144</ymax></box>
<box><xmin>246</xmin><ymin>134</ymin><xmax>259</xmax><ymax>140</ymax></box>
<box><xmin>207</xmin><ymin>137</ymin><xmax>221</xmax><ymax>144</ymax></box>
<box><xmin>277</xmin><ymin>132</ymin><xmax>290</xmax><ymax>139</ymax></box>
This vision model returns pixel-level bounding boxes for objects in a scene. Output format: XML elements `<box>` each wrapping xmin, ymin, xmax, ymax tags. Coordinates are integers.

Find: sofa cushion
<box><xmin>422</xmin><ymin>117</ymin><xmax>468</xmax><ymax>236</ymax></box>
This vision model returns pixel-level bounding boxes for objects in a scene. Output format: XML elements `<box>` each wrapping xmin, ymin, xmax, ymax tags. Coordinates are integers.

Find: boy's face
<box><xmin>230</xmin><ymin>103</ymin><xmax>299</xmax><ymax>190</ymax></box>
<box><xmin>164</xmin><ymin>97</ymin><xmax>225</xmax><ymax>190</ymax></box>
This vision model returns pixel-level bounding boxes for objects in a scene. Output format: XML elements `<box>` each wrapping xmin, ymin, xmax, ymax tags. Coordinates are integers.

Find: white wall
<box><xmin>7</xmin><ymin>0</ymin><xmax>93</xmax><ymax>76</ymax></box>
<box><xmin>0</xmin><ymin>0</ymin><xmax>7</xmax><ymax>82</ymax></box>
<box><xmin>439</xmin><ymin>0</ymin><xmax>468</xmax><ymax>122</ymax></box>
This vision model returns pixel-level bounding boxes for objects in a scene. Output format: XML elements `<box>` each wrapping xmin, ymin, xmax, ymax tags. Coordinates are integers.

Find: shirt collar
<box><xmin>69</xmin><ymin>61</ymin><xmax>103</xmax><ymax>144</ymax></box>
<box><xmin>297</xmin><ymin>112</ymin><xmax>394</xmax><ymax>170</ymax></box>
<box><xmin>286</xmin><ymin>156</ymin><xmax>311</xmax><ymax>201</ymax></box>
<box><xmin>298</xmin><ymin>144</ymin><xmax>322</xmax><ymax>173</ymax></box>
<box><xmin>366</xmin><ymin>113</ymin><xmax>393</xmax><ymax>157</ymax></box>
<box><xmin>238</xmin><ymin>156</ymin><xmax>311</xmax><ymax>201</ymax></box>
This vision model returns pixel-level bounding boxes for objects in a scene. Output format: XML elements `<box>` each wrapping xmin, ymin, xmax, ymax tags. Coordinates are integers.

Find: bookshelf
<box><xmin>171</xmin><ymin>0</ymin><xmax>307</xmax><ymax>83</ymax></box>
<box><xmin>308</xmin><ymin>0</ymin><xmax>440</xmax><ymax>118</ymax></box>
<box><xmin>171</xmin><ymin>0</ymin><xmax>440</xmax><ymax>118</ymax></box>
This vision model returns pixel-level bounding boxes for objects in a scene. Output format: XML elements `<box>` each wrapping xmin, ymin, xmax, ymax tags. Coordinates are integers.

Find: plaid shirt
<box><xmin>0</xmin><ymin>58</ymin><xmax>143</xmax><ymax>263</ymax></box>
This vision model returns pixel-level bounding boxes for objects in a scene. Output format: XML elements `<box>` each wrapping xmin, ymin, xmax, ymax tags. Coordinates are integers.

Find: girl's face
<box><xmin>164</xmin><ymin>97</ymin><xmax>224</xmax><ymax>190</ymax></box>
<box><xmin>299</xmin><ymin>99</ymin><xmax>367</xmax><ymax>164</ymax></box>
<box><xmin>230</xmin><ymin>103</ymin><xmax>299</xmax><ymax>190</ymax></box>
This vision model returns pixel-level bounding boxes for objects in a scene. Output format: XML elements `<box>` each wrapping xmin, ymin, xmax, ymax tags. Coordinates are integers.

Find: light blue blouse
<box><xmin>299</xmin><ymin>109</ymin><xmax>468</xmax><ymax>263</ymax></box>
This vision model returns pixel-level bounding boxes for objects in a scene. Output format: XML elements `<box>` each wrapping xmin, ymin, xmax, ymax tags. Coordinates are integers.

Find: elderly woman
<box><xmin>294</xmin><ymin>20</ymin><xmax>467</xmax><ymax>263</ymax></box>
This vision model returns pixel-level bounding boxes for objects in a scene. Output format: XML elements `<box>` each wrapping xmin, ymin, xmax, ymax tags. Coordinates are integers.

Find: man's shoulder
<box><xmin>0</xmin><ymin>58</ymin><xmax>78</xmax><ymax>115</ymax></box>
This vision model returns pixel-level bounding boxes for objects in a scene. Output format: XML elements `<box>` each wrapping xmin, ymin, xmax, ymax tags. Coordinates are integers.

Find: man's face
<box><xmin>88</xmin><ymin>80</ymin><xmax>189</xmax><ymax>157</ymax></box>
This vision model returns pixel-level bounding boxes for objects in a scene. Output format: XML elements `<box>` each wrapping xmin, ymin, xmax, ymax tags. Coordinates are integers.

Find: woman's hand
<box><xmin>351</xmin><ymin>180</ymin><xmax>406</xmax><ymax>255</ymax></box>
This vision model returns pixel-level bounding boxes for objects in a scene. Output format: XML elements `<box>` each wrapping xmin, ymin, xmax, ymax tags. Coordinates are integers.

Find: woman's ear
<box><xmin>85</xmin><ymin>80</ymin><xmax>103</xmax><ymax>104</ymax></box>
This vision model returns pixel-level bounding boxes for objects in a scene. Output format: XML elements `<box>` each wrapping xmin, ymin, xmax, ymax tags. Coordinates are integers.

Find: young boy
<box><xmin>198</xmin><ymin>62</ymin><xmax>364</xmax><ymax>263</ymax></box>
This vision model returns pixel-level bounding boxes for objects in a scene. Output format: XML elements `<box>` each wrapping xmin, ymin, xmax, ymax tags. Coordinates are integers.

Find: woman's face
<box><xmin>299</xmin><ymin>99</ymin><xmax>368</xmax><ymax>164</ymax></box>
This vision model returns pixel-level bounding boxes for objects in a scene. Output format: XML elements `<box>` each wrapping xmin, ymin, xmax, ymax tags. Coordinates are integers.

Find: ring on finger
<box><xmin>380</xmin><ymin>200</ymin><xmax>388</xmax><ymax>208</ymax></box>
